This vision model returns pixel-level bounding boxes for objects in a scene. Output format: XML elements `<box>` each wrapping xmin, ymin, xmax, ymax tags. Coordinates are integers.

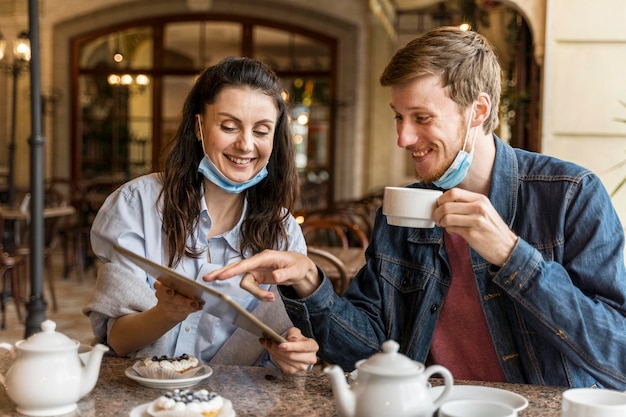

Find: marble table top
<box><xmin>0</xmin><ymin>354</ymin><xmax>567</xmax><ymax>416</ymax></box>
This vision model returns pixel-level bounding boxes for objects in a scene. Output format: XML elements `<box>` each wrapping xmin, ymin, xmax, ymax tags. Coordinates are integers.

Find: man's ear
<box><xmin>472</xmin><ymin>93</ymin><xmax>491</xmax><ymax>127</ymax></box>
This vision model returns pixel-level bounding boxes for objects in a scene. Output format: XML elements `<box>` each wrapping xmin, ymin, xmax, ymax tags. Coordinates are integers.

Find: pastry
<box><xmin>144</xmin><ymin>354</ymin><xmax>200</xmax><ymax>373</ymax></box>
<box><xmin>149</xmin><ymin>388</ymin><xmax>225</xmax><ymax>417</ymax></box>
<box><xmin>133</xmin><ymin>354</ymin><xmax>202</xmax><ymax>379</ymax></box>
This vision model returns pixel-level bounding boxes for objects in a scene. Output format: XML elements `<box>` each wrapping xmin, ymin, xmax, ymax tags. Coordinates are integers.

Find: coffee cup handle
<box><xmin>424</xmin><ymin>364</ymin><xmax>454</xmax><ymax>408</ymax></box>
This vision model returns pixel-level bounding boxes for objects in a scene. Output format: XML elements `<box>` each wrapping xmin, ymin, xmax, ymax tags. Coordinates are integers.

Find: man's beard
<box><xmin>415</xmin><ymin>117</ymin><xmax>468</xmax><ymax>184</ymax></box>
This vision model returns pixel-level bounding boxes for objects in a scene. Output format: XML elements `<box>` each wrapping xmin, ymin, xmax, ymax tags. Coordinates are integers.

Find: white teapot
<box><xmin>324</xmin><ymin>340</ymin><xmax>453</xmax><ymax>417</ymax></box>
<box><xmin>0</xmin><ymin>319</ymin><xmax>109</xmax><ymax>416</ymax></box>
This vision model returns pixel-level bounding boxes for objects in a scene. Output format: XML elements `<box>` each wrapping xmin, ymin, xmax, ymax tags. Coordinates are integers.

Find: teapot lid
<box><xmin>357</xmin><ymin>340</ymin><xmax>424</xmax><ymax>376</ymax></box>
<box><xmin>18</xmin><ymin>320</ymin><xmax>78</xmax><ymax>351</ymax></box>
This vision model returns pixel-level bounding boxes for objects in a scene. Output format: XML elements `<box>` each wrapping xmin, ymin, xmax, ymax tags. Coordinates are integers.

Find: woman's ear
<box><xmin>195</xmin><ymin>114</ymin><xmax>203</xmax><ymax>141</ymax></box>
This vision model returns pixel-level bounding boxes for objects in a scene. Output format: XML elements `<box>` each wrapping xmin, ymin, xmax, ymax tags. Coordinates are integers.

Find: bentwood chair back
<box><xmin>306</xmin><ymin>247</ymin><xmax>349</xmax><ymax>295</ymax></box>
<box><xmin>301</xmin><ymin>218</ymin><xmax>350</xmax><ymax>250</ymax></box>
<box><xmin>300</xmin><ymin>217</ymin><xmax>369</xmax><ymax>250</ymax></box>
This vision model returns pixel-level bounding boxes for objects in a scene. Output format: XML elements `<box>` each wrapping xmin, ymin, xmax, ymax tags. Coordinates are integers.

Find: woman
<box><xmin>83</xmin><ymin>57</ymin><xmax>318</xmax><ymax>374</ymax></box>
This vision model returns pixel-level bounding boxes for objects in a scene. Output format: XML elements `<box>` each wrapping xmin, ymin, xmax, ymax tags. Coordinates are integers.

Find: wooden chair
<box><xmin>301</xmin><ymin>216</ymin><xmax>369</xmax><ymax>250</ymax></box>
<box><xmin>307</xmin><ymin>247</ymin><xmax>349</xmax><ymax>295</ymax></box>
<box><xmin>301</xmin><ymin>218</ymin><xmax>350</xmax><ymax>249</ymax></box>
<box><xmin>76</xmin><ymin>180</ymin><xmax>122</xmax><ymax>279</ymax></box>
<box><xmin>45</xmin><ymin>178</ymin><xmax>85</xmax><ymax>282</ymax></box>
<box><xmin>14</xmin><ymin>188</ymin><xmax>66</xmax><ymax>312</ymax></box>
<box><xmin>0</xmin><ymin>211</ymin><xmax>26</xmax><ymax>329</ymax></box>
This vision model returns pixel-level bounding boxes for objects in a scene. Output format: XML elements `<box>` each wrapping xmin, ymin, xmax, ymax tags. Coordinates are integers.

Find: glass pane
<box><xmin>281</xmin><ymin>76</ymin><xmax>331</xmax><ymax>212</ymax></box>
<box><xmin>163</xmin><ymin>21</ymin><xmax>242</xmax><ymax>70</ymax></box>
<box><xmin>79</xmin><ymin>74</ymin><xmax>153</xmax><ymax>181</ymax></box>
<box><xmin>80</xmin><ymin>27</ymin><xmax>153</xmax><ymax>70</ymax></box>
<box><xmin>254</xmin><ymin>27</ymin><xmax>331</xmax><ymax>71</ymax></box>
<box><xmin>161</xmin><ymin>75</ymin><xmax>197</xmax><ymax>144</ymax></box>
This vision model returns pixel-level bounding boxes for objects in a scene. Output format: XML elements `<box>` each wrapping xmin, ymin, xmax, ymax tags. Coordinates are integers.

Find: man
<box><xmin>206</xmin><ymin>27</ymin><xmax>626</xmax><ymax>389</ymax></box>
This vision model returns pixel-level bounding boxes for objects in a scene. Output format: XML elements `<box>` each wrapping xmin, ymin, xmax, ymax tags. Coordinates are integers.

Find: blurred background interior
<box><xmin>1</xmin><ymin>0</ymin><xmax>625</xmax><ymax>340</ymax></box>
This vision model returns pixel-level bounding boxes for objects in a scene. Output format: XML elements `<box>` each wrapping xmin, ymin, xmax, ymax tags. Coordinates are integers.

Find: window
<box><xmin>73</xmin><ymin>18</ymin><xmax>335</xmax><ymax>210</ymax></box>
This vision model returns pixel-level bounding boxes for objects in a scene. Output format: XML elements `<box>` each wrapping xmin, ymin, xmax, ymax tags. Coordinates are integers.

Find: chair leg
<box><xmin>9</xmin><ymin>268</ymin><xmax>23</xmax><ymax>323</ymax></box>
<box><xmin>74</xmin><ymin>232</ymin><xmax>85</xmax><ymax>283</ymax></box>
<box><xmin>62</xmin><ymin>231</ymin><xmax>72</xmax><ymax>279</ymax></box>
<box><xmin>0</xmin><ymin>266</ymin><xmax>8</xmax><ymax>330</ymax></box>
<box><xmin>0</xmin><ymin>265</ymin><xmax>23</xmax><ymax>328</ymax></box>
<box><xmin>45</xmin><ymin>254</ymin><xmax>58</xmax><ymax>312</ymax></box>
<box><xmin>0</xmin><ymin>294</ymin><xmax>5</xmax><ymax>330</ymax></box>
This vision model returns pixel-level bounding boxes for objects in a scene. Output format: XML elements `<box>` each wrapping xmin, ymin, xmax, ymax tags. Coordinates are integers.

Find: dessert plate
<box><xmin>129</xmin><ymin>399</ymin><xmax>235</xmax><ymax>417</ymax></box>
<box><xmin>429</xmin><ymin>385</ymin><xmax>529</xmax><ymax>412</ymax></box>
<box><xmin>125</xmin><ymin>364</ymin><xmax>213</xmax><ymax>389</ymax></box>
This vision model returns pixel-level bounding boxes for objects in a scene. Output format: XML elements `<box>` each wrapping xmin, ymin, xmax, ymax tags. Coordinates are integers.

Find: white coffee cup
<box><xmin>561</xmin><ymin>388</ymin><xmax>626</xmax><ymax>417</ymax></box>
<box><xmin>383</xmin><ymin>186</ymin><xmax>443</xmax><ymax>228</ymax></box>
<box><xmin>438</xmin><ymin>399</ymin><xmax>517</xmax><ymax>417</ymax></box>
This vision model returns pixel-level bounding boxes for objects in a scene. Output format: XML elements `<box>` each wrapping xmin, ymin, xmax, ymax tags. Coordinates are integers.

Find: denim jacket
<box><xmin>282</xmin><ymin>136</ymin><xmax>626</xmax><ymax>389</ymax></box>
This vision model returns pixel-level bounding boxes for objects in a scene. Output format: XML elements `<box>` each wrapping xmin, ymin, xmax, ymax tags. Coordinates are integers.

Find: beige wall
<box><xmin>541</xmin><ymin>0</ymin><xmax>626</xmax><ymax>224</ymax></box>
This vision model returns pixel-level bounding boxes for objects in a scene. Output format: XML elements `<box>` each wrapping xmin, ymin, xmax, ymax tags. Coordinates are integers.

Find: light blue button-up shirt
<box><xmin>90</xmin><ymin>173</ymin><xmax>306</xmax><ymax>362</ymax></box>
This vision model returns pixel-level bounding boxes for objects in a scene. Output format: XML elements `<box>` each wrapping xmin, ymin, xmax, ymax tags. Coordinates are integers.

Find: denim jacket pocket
<box><xmin>377</xmin><ymin>257</ymin><xmax>441</xmax><ymax>352</ymax></box>
<box><xmin>379</xmin><ymin>258</ymin><xmax>437</xmax><ymax>293</ymax></box>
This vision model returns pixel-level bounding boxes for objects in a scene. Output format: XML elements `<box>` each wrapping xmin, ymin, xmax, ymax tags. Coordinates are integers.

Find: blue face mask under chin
<box><xmin>432</xmin><ymin>148</ymin><xmax>474</xmax><ymax>189</ymax></box>
<box><xmin>198</xmin><ymin>155</ymin><xmax>267</xmax><ymax>194</ymax></box>
<box><xmin>432</xmin><ymin>107</ymin><xmax>477</xmax><ymax>189</ymax></box>
<box><xmin>198</xmin><ymin>155</ymin><xmax>268</xmax><ymax>194</ymax></box>
<box><xmin>195</xmin><ymin>114</ymin><xmax>269</xmax><ymax>194</ymax></box>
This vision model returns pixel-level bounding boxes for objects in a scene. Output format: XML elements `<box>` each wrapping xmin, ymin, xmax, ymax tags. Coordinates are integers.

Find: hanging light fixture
<box><xmin>0</xmin><ymin>32</ymin><xmax>6</xmax><ymax>61</ymax></box>
<box><xmin>0</xmin><ymin>30</ymin><xmax>31</xmax><ymax>207</ymax></box>
<box><xmin>14</xmin><ymin>31</ymin><xmax>31</xmax><ymax>62</ymax></box>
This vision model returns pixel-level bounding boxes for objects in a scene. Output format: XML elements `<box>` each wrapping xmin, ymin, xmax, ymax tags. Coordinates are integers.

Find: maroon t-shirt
<box><xmin>428</xmin><ymin>231</ymin><xmax>506</xmax><ymax>382</ymax></box>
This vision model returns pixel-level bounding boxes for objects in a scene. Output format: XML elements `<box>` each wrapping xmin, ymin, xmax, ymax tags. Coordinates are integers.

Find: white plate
<box><xmin>129</xmin><ymin>399</ymin><xmax>235</xmax><ymax>417</ymax></box>
<box><xmin>125</xmin><ymin>364</ymin><xmax>213</xmax><ymax>389</ymax></box>
<box><xmin>429</xmin><ymin>385</ymin><xmax>529</xmax><ymax>412</ymax></box>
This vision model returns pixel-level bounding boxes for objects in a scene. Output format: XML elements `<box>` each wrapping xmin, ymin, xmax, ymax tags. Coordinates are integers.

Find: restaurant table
<box><xmin>0</xmin><ymin>205</ymin><xmax>76</xmax><ymax>248</ymax></box>
<box><xmin>0</xmin><ymin>205</ymin><xmax>76</xmax><ymax>222</ymax></box>
<box><xmin>0</xmin><ymin>353</ymin><xmax>566</xmax><ymax>416</ymax></box>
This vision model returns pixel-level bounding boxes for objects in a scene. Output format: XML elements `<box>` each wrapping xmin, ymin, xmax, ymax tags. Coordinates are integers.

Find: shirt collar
<box><xmin>199</xmin><ymin>192</ymin><xmax>249</xmax><ymax>255</ymax></box>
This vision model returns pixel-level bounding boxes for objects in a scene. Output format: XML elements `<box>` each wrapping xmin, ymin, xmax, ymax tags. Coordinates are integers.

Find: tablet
<box><xmin>113</xmin><ymin>244</ymin><xmax>287</xmax><ymax>344</ymax></box>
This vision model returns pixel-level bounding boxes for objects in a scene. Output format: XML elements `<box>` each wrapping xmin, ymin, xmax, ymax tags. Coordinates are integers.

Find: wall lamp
<box><xmin>0</xmin><ymin>31</ymin><xmax>31</xmax><ymax>206</ymax></box>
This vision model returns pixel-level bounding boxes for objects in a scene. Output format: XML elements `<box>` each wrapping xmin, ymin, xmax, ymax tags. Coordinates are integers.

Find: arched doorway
<box><xmin>394</xmin><ymin>0</ymin><xmax>543</xmax><ymax>152</ymax></box>
<box><xmin>71</xmin><ymin>16</ymin><xmax>336</xmax><ymax>211</ymax></box>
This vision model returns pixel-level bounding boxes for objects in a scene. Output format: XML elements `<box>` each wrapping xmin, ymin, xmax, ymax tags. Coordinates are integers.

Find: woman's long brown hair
<box><xmin>159</xmin><ymin>57</ymin><xmax>299</xmax><ymax>267</ymax></box>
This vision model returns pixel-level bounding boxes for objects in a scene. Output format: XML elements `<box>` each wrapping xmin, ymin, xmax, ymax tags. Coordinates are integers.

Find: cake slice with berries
<box><xmin>148</xmin><ymin>388</ymin><xmax>230</xmax><ymax>417</ymax></box>
<box><xmin>133</xmin><ymin>354</ymin><xmax>202</xmax><ymax>379</ymax></box>
<box><xmin>144</xmin><ymin>354</ymin><xmax>199</xmax><ymax>373</ymax></box>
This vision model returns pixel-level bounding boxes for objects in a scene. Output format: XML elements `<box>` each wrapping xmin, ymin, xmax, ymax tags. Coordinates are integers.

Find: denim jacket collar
<box><xmin>488</xmin><ymin>135</ymin><xmax>518</xmax><ymax>229</ymax></box>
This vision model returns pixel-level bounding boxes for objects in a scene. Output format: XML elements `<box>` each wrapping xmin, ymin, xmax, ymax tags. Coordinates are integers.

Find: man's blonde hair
<box><xmin>380</xmin><ymin>26</ymin><xmax>502</xmax><ymax>133</ymax></box>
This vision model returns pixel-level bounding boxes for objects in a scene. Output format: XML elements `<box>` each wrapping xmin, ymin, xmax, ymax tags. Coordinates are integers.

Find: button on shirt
<box><xmin>90</xmin><ymin>173</ymin><xmax>307</xmax><ymax>362</ymax></box>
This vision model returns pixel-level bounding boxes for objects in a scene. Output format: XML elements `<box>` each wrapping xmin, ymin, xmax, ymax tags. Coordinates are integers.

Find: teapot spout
<box><xmin>79</xmin><ymin>344</ymin><xmax>109</xmax><ymax>398</ymax></box>
<box><xmin>324</xmin><ymin>365</ymin><xmax>355</xmax><ymax>417</ymax></box>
